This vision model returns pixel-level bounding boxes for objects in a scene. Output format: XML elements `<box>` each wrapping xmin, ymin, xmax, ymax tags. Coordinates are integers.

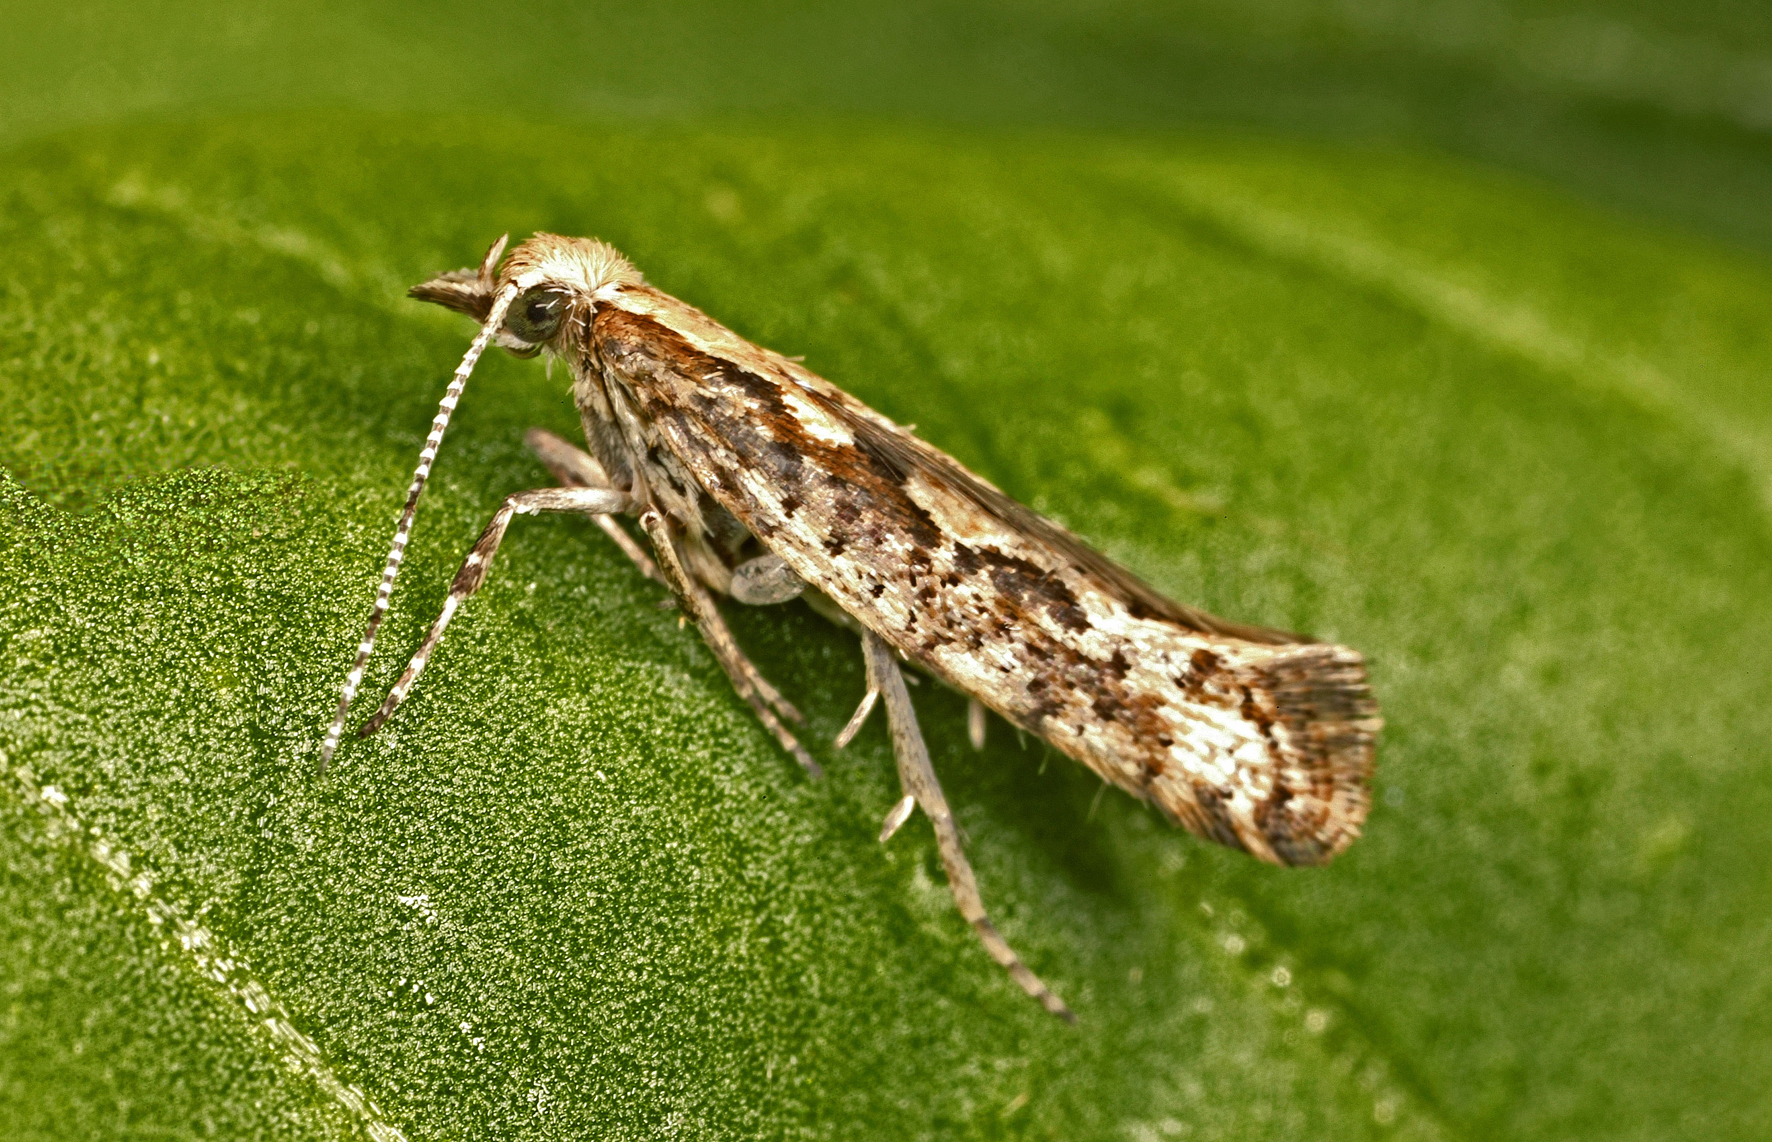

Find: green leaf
<box><xmin>2</xmin><ymin>114</ymin><xmax>1769</xmax><ymax>1140</ymax></box>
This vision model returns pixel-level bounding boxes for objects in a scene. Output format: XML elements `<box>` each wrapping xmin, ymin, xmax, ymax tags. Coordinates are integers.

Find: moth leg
<box><xmin>968</xmin><ymin>699</ymin><xmax>988</xmax><ymax>751</ymax></box>
<box><xmin>726</xmin><ymin>646</ymin><xmax>803</xmax><ymax>730</ymax></box>
<box><xmin>666</xmin><ymin>533</ymin><xmax>805</xmax><ymax>728</ymax></box>
<box><xmin>354</xmin><ymin>485</ymin><xmax>632</xmax><ymax>740</ymax></box>
<box><xmin>671</xmin><ymin>538</ymin><xmax>805</xmax><ymax>728</ymax></box>
<box><xmin>524</xmin><ymin>427</ymin><xmax>662</xmax><ymax>584</ymax></box>
<box><xmin>638</xmin><ymin>509</ymin><xmax>822</xmax><ymax>777</ymax></box>
<box><xmin>861</xmin><ymin>629</ymin><xmax>1075</xmax><ymax>1023</ymax></box>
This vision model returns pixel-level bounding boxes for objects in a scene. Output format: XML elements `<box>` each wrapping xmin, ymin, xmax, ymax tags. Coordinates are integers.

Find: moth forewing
<box><xmin>588</xmin><ymin>278</ymin><xmax>1379</xmax><ymax>867</ymax></box>
<box><xmin>336</xmin><ymin>232</ymin><xmax>1379</xmax><ymax>1022</ymax></box>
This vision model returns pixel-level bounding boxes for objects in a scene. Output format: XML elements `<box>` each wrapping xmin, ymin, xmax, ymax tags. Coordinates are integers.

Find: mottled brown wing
<box><xmin>812</xmin><ymin>394</ymin><xmax>1307</xmax><ymax>645</ymax></box>
<box><xmin>593</xmin><ymin>290</ymin><xmax>1377</xmax><ymax>865</ymax></box>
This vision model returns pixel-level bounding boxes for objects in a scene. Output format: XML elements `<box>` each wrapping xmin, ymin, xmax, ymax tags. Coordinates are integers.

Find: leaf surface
<box><xmin>1</xmin><ymin>116</ymin><xmax>1768</xmax><ymax>1140</ymax></box>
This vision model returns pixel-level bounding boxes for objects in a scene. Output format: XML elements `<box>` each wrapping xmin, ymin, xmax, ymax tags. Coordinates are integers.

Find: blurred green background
<box><xmin>1</xmin><ymin>3</ymin><xmax>1768</xmax><ymax>1140</ymax></box>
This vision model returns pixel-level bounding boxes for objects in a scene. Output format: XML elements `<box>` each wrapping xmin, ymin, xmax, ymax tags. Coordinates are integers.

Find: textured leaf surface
<box><xmin>2</xmin><ymin>112</ymin><xmax>1769</xmax><ymax>1140</ymax></box>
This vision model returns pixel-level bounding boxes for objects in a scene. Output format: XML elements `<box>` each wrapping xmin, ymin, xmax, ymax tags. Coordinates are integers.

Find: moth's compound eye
<box><xmin>506</xmin><ymin>289</ymin><xmax>565</xmax><ymax>343</ymax></box>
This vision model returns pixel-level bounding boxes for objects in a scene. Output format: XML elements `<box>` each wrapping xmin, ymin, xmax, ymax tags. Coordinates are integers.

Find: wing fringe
<box><xmin>1249</xmin><ymin>643</ymin><xmax>1380</xmax><ymax>866</ymax></box>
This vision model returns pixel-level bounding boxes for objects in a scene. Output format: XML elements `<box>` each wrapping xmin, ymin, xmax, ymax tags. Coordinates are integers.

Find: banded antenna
<box><xmin>319</xmin><ymin>247</ymin><xmax>519</xmax><ymax>771</ymax></box>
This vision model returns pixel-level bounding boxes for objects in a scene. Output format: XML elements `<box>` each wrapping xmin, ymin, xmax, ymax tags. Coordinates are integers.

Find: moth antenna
<box><xmin>318</xmin><ymin>279</ymin><xmax>521</xmax><ymax>771</ymax></box>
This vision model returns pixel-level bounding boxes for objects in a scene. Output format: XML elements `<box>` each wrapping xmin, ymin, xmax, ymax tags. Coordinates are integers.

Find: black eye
<box><xmin>506</xmin><ymin>289</ymin><xmax>565</xmax><ymax>342</ymax></box>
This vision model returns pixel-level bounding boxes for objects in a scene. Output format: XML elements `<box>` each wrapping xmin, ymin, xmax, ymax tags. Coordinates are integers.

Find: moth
<box><xmin>321</xmin><ymin>233</ymin><xmax>1380</xmax><ymax>1022</ymax></box>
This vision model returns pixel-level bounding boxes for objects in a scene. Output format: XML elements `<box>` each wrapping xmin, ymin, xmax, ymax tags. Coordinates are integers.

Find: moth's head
<box><xmin>409</xmin><ymin>232</ymin><xmax>643</xmax><ymax>357</ymax></box>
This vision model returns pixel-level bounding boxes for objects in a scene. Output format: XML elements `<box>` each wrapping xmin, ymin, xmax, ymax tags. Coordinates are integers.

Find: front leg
<box><xmin>336</xmin><ymin>485</ymin><xmax>634</xmax><ymax>756</ymax></box>
<box><xmin>637</xmin><ymin>509</ymin><xmax>821</xmax><ymax>777</ymax></box>
<box><xmin>525</xmin><ymin>427</ymin><xmax>662</xmax><ymax>584</ymax></box>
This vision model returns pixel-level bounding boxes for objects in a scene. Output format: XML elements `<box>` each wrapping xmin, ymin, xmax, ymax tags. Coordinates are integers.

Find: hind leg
<box><xmin>860</xmin><ymin>629</ymin><xmax>1074</xmax><ymax>1022</ymax></box>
